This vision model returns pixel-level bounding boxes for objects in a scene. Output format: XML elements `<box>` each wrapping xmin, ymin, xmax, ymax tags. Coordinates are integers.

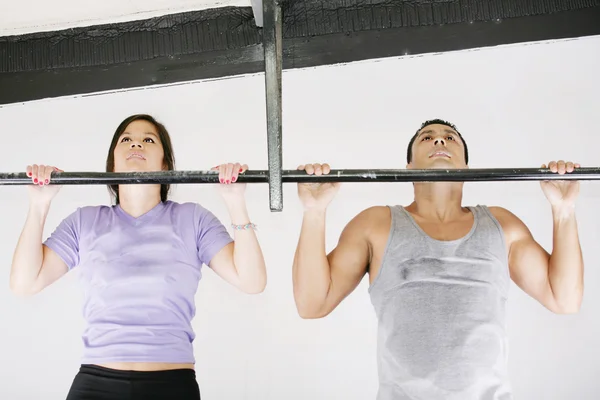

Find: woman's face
<box><xmin>112</xmin><ymin>120</ymin><xmax>165</xmax><ymax>173</ymax></box>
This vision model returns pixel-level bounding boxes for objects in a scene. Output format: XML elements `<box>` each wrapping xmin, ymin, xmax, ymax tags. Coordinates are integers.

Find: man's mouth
<box><xmin>429</xmin><ymin>150</ymin><xmax>450</xmax><ymax>158</ymax></box>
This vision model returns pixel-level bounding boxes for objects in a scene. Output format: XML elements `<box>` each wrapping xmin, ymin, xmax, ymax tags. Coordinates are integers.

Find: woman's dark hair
<box><xmin>106</xmin><ymin>114</ymin><xmax>176</xmax><ymax>204</ymax></box>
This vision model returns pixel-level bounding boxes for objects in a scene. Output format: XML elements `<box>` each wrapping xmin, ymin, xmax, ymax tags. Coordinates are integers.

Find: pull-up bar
<box><xmin>2</xmin><ymin>7</ymin><xmax>590</xmax><ymax>213</ymax></box>
<box><xmin>0</xmin><ymin>167</ymin><xmax>596</xmax><ymax>187</ymax></box>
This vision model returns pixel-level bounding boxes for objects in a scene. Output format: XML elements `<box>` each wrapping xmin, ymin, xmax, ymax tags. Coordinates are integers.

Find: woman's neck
<box><xmin>117</xmin><ymin>185</ymin><xmax>162</xmax><ymax>218</ymax></box>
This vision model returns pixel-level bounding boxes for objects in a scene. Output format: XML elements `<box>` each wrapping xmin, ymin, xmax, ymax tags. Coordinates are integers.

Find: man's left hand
<box><xmin>540</xmin><ymin>160</ymin><xmax>581</xmax><ymax>209</ymax></box>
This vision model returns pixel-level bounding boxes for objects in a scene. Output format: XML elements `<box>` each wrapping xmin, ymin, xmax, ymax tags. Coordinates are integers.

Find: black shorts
<box><xmin>65</xmin><ymin>364</ymin><xmax>201</xmax><ymax>400</ymax></box>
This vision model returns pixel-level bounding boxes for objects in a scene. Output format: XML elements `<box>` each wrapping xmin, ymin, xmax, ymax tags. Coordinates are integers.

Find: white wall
<box><xmin>1</xmin><ymin>35</ymin><xmax>599</xmax><ymax>399</ymax></box>
<box><xmin>0</xmin><ymin>0</ymin><xmax>250</xmax><ymax>36</ymax></box>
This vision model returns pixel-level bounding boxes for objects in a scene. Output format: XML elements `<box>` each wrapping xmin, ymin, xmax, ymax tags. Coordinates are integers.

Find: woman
<box><xmin>9</xmin><ymin>114</ymin><xmax>267</xmax><ymax>400</ymax></box>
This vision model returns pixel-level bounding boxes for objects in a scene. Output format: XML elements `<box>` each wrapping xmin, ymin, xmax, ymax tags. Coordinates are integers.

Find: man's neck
<box><xmin>409</xmin><ymin>182</ymin><xmax>466</xmax><ymax>221</ymax></box>
<box><xmin>118</xmin><ymin>185</ymin><xmax>162</xmax><ymax>218</ymax></box>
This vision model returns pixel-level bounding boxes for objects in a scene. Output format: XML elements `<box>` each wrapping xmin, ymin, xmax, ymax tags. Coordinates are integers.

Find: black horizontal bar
<box><xmin>0</xmin><ymin>168</ymin><xmax>598</xmax><ymax>186</ymax></box>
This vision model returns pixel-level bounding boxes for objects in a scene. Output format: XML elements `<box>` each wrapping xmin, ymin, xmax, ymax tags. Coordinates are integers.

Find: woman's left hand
<box><xmin>212</xmin><ymin>162</ymin><xmax>248</xmax><ymax>200</ymax></box>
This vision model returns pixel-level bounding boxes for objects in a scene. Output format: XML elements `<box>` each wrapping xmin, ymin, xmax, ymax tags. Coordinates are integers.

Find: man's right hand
<box><xmin>297</xmin><ymin>163</ymin><xmax>341</xmax><ymax>211</ymax></box>
<box><xmin>26</xmin><ymin>164</ymin><xmax>63</xmax><ymax>206</ymax></box>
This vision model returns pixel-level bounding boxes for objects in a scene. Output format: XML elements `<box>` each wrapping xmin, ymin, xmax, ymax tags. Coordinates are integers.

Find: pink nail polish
<box><xmin>226</xmin><ymin>180</ymin><xmax>230</xmax><ymax>184</ymax></box>
<box><xmin>232</xmin><ymin>177</ymin><xmax>237</xmax><ymax>182</ymax></box>
<box><xmin>27</xmin><ymin>172</ymin><xmax>32</xmax><ymax>177</ymax></box>
<box><xmin>33</xmin><ymin>178</ymin><xmax>38</xmax><ymax>183</ymax></box>
<box><xmin>45</xmin><ymin>179</ymin><xmax>49</xmax><ymax>184</ymax></box>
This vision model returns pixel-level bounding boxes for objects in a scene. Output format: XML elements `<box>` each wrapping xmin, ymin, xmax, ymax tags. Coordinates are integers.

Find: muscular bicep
<box><xmin>319</xmin><ymin>211</ymin><xmax>374</xmax><ymax>316</ymax></box>
<box><xmin>491</xmin><ymin>207</ymin><xmax>558</xmax><ymax>312</ymax></box>
<box><xmin>508</xmin><ymin>235</ymin><xmax>558</xmax><ymax>310</ymax></box>
<box><xmin>29</xmin><ymin>245</ymin><xmax>69</xmax><ymax>294</ymax></box>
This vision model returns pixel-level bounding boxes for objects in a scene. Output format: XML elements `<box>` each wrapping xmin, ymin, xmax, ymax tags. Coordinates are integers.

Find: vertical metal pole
<box><xmin>250</xmin><ymin>0</ymin><xmax>264</xmax><ymax>27</ymax></box>
<box><xmin>263</xmin><ymin>0</ymin><xmax>283</xmax><ymax>212</ymax></box>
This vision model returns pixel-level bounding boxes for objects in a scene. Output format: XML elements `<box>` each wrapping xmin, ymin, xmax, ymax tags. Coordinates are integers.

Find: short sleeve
<box><xmin>196</xmin><ymin>205</ymin><xmax>234</xmax><ymax>266</ymax></box>
<box><xmin>43</xmin><ymin>208</ymin><xmax>81</xmax><ymax>270</ymax></box>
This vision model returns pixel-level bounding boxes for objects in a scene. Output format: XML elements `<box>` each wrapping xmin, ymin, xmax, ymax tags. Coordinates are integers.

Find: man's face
<box><xmin>407</xmin><ymin>124</ymin><xmax>467</xmax><ymax>170</ymax></box>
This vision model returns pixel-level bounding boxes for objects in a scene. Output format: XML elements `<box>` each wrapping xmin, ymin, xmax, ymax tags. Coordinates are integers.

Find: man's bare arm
<box><xmin>491</xmin><ymin>206</ymin><xmax>583</xmax><ymax>314</ymax></box>
<box><xmin>292</xmin><ymin>207</ymin><xmax>379</xmax><ymax>318</ymax></box>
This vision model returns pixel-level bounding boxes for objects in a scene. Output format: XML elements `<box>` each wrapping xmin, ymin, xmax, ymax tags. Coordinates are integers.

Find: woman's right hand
<box><xmin>26</xmin><ymin>164</ymin><xmax>63</xmax><ymax>205</ymax></box>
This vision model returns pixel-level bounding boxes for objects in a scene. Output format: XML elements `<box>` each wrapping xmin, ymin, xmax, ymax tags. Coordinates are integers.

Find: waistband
<box><xmin>79</xmin><ymin>364</ymin><xmax>196</xmax><ymax>381</ymax></box>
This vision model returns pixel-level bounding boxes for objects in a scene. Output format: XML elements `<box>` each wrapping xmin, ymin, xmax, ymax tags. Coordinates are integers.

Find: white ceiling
<box><xmin>0</xmin><ymin>0</ymin><xmax>252</xmax><ymax>36</ymax></box>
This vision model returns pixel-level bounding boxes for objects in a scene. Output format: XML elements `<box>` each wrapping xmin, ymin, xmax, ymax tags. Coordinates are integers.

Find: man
<box><xmin>291</xmin><ymin>119</ymin><xmax>583</xmax><ymax>400</ymax></box>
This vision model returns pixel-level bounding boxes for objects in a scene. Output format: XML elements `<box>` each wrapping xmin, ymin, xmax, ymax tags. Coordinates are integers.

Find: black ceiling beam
<box><xmin>284</xmin><ymin>5</ymin><xmax>600</xmax><ymax>69</ymax></box>
<box><xmin>1</xmin><ymin>1</ymin><xmax>599</xmax><ymax>106</ymax></box>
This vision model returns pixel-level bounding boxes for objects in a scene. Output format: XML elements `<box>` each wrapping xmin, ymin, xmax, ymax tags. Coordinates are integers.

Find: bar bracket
<box><xmin>263</xmin><ymin>0</ymin><xmax>284</xmax><ymax>212</ymax></box>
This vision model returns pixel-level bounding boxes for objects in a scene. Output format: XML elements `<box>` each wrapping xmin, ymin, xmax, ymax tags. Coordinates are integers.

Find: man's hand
<box><xmin>297</xmin><ymin>163</ymin><xmax>341</xmax><ymax>212</ymax></box>
<box><xmin>540</xmin><ymin>160</ymin><xmax>580</xmax><ymax>210</ymax></box>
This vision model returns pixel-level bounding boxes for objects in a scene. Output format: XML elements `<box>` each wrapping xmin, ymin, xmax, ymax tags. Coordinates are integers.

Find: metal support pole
<box><xmin>1</xmin><ymin>168</ymin><xmax>598</xmax><ymax>186</ymax></box>
<box><xmin>250</xmin><ymin>0</ymin><xmax>264</xmax><ymax>27</ymax></box>
<box><xmin>263</xmin><ymin>0</ymin><xmax>284</xmax><ymax>212</ymax></box>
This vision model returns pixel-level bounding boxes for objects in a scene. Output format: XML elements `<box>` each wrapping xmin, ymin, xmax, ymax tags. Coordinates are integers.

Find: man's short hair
<box><xmin>406</xmin><ymin>119</ymin><xmax>469</xmax><ymax>164</ymax></box>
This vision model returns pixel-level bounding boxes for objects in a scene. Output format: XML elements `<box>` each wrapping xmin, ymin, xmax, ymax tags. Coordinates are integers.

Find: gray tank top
<box><xmin>368</xmin><ymin>205</ymin><xmax>512</xmax><ymax>400</ymax></box>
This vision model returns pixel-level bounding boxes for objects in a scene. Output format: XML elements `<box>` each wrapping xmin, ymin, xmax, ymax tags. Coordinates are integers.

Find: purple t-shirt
<box><xmin>43</xmin><ymin>200</ymin><xmax>233</xmax><ymax>364</ymax></box>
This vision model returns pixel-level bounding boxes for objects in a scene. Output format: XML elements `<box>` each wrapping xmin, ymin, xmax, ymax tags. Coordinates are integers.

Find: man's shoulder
<box><xmin>349</xmin><ymin>206</ymin><xmax>392</xmax><ymax>235</ymax></box>
<box><xmin>485</xmin><ymin>205</ymin><xmax>519</xmax><ymax>222</ymax></box>
<box><xmin>356</xmin><ymin>205</ymin><xmax>391</xmax><ymax>220</ymax></box>
<box><xmin>482</xmin><ymin>206</ymin><xmax>529</xmax><ymax>241</ymax></box>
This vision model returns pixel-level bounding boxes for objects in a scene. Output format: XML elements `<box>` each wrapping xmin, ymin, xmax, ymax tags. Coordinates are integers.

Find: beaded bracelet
<box><xmin>231</xmin><ymin>222</ymin><xmax>258</xmax><ymax>231</ymax></box>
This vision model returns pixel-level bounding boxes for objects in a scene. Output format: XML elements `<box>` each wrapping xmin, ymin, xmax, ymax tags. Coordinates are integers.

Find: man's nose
<box><xmin>434</xmin><ymin>137</ymin><xmax>446</xmax><ymax>146</ymax></box>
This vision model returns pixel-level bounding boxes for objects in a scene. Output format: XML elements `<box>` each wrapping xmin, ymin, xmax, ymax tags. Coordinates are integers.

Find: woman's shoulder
<box><xmin>63</xmin><ymin>204</ymin><xmax>113</xmax><ymax>217</ymax></box>
<box><xmin>65</xmin><ymin>204</ymin><xmax>115</xmax><ymax>223</ymax></box>
<box><xmin>78</xmin><ymin>204</ymin><xmax>117</xmax><ymax>214</ymax></box>
<box><xmin>165</xmin><ymin>202</ymin><xmax>224</xmax><ymax>228</ymax></box>
<box><xmin>165</xmin><ymin>200</ymin><xmax>211</xmax><ymax>211</ymax></box>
